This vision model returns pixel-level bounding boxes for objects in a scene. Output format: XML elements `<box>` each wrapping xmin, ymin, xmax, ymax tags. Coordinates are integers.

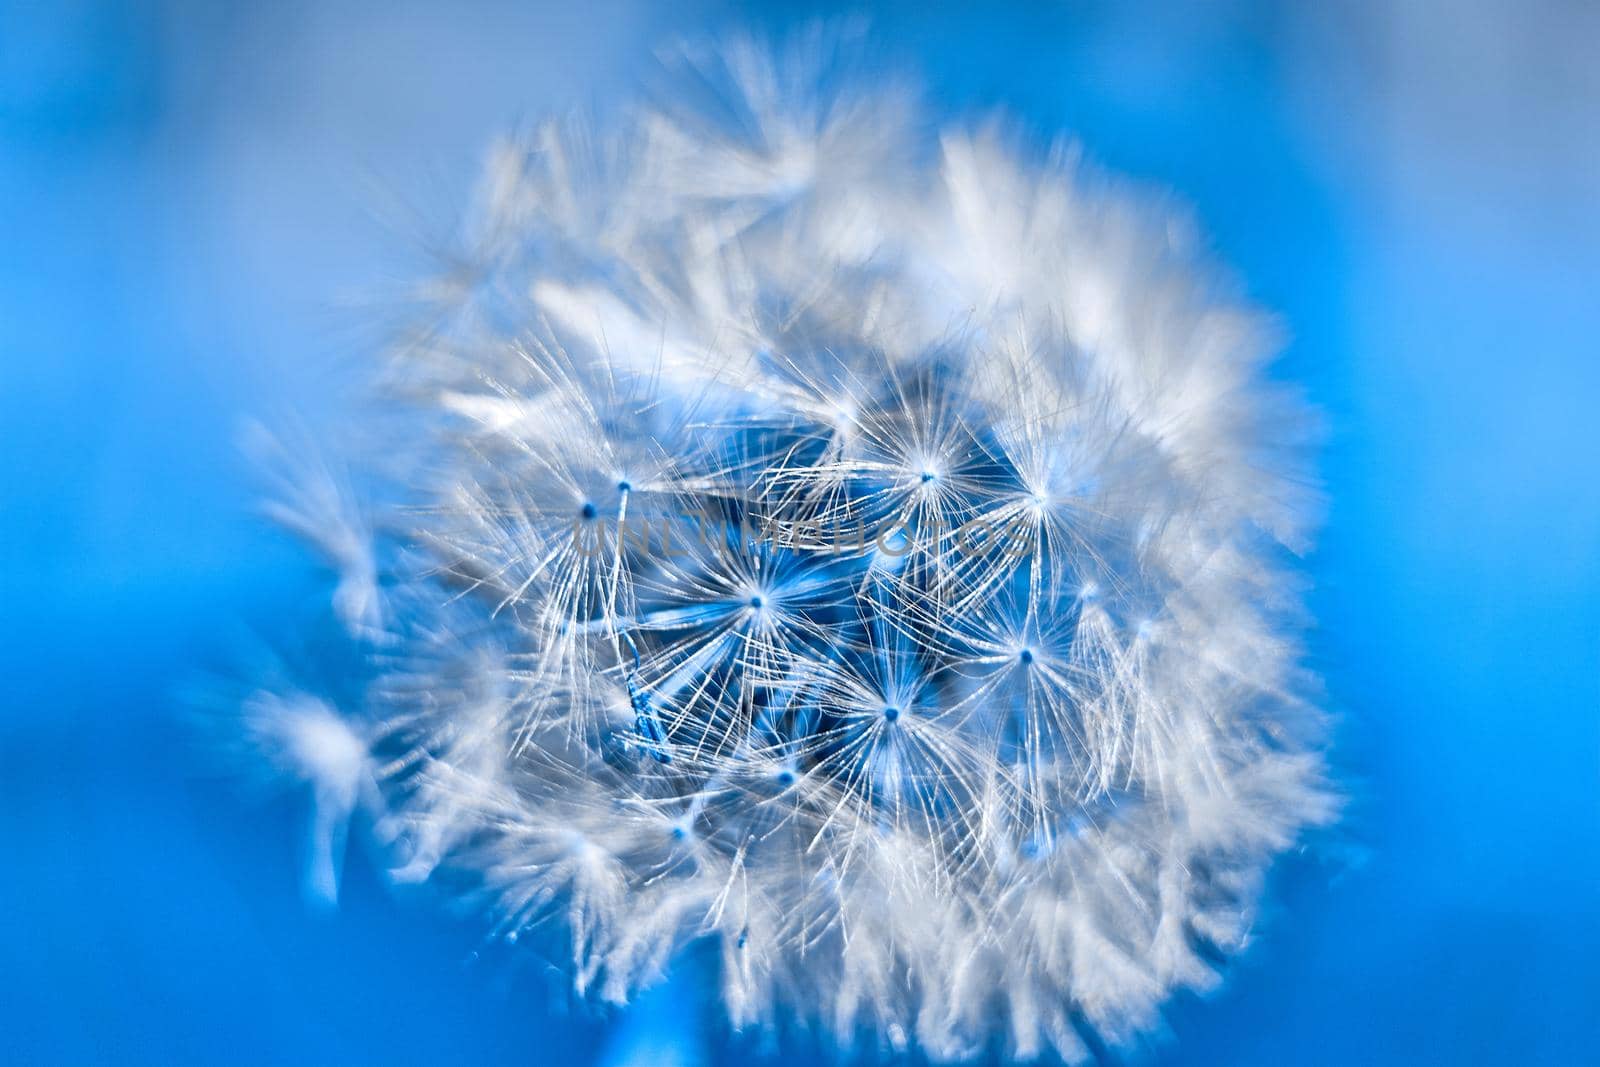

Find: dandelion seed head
<box><xmin>237</xmin><ymin>29</ymin><xmax>1334</xmax><ymax>1062</ymax></box>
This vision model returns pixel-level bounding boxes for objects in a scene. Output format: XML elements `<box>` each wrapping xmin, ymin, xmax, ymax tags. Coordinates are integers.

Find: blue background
<box><xmin>3</xmin><ymin>1</ymin><xmax>1596</xmax><ymax>1063</ymax></box>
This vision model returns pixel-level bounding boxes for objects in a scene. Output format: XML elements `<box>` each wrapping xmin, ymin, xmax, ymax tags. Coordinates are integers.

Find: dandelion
<box><xmin>237</xmin><ymin>29</ymin><xmax>1334</xmax><ymax>1062</ymax></box>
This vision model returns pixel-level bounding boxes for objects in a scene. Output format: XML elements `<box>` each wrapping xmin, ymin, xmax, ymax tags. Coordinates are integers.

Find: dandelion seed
<box><xmin>236</xmin><ymin>29</ymin><xmax>1333</xmax><ymax>1063</ymax></box>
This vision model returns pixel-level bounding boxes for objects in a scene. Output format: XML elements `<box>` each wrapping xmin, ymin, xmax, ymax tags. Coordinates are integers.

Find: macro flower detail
<box><xmin>240</xmin><ymin>33</ymin><xmax>1334</xmax><ymax>1063</ymax></box>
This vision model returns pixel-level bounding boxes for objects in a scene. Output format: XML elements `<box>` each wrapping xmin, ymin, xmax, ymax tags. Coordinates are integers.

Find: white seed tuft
<box><xmin>238</xmin><ymin>32</ymin><xmax>1333</xmax><ymax>1061</ymax></box>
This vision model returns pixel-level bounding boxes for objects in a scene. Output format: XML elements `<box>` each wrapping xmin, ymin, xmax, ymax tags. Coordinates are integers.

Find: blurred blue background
<box><xmin>3</xmin><ymin>1</ymin><xmax>1596</xmax><ymax>1063</ymax></box>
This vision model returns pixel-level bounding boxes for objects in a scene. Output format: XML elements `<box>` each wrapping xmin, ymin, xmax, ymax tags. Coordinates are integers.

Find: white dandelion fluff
<box><xmin>238</xmin><ymin>29</ymin><xmax>1334</xmax><ymax>1062</ymax></box>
